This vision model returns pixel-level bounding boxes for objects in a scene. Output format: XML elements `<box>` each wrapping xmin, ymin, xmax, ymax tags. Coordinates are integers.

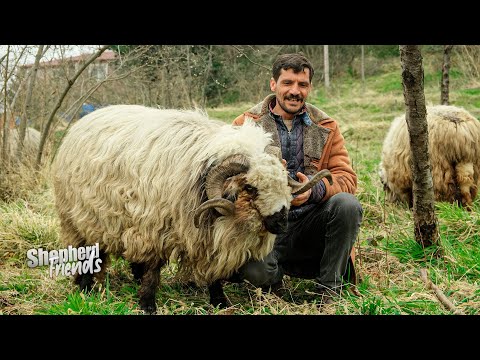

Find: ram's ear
<box><xmin>222</xmin><ymin>174</ymin><xmax>247</xmax><ymax>202</ymax></box>
<box><xmin>193</xmin><ymin>206</ymin><xmax>220</xmax><ymax>229</ymax></box>
<box><xmin>194</xmin><ymin>198</ymin><xmax>235</xmax><ymax>228</ymax></box>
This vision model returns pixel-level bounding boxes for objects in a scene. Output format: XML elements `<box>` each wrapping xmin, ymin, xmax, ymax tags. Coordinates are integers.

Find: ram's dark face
<box><xmin>263</xmin><ymin>206</ymin><xmax>288</xmax><ymax>234</ymax></box>
<box><xmin>222</xmin><ymin>174</ymin><xmax>288</xmax><ymax>234</ymax></box>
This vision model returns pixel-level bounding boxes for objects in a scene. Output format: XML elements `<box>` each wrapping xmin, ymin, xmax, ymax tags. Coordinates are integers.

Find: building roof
<box><xmin>22</xmin><ymin>49</ymin><xmax>116</xmax><ymax>68</ymax></box>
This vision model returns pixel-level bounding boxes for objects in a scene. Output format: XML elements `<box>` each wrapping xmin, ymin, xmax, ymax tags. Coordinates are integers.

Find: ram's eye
<box><xmin>244</xmin><ymin>185</ymin><xmax>256</xmax><ymax>194</ymax></box>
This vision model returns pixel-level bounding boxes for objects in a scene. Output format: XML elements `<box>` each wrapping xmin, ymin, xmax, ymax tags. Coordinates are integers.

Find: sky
<box><xmin>0</xmin><ymin>45</ymin><xmax>105</xmax><ymax>106</ymax></box>
<box><xmin>0</xmin><ymin>45</ymin><xmax>103</xmax><ymax>66</ymax></box>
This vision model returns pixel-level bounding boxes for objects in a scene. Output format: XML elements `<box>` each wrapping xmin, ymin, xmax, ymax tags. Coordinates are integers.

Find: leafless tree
<box><xmin>324</xmin><ymin>45</ymin><xmax>330</xmax><ymax>88</ymax></box>
<box><xmin>17</xmin><ymin>45</ymin><xmax>45</xmax><ymax>160</ymax></box>
<box><xmin>1</xmin><ymin>45</ymin><xmax>40</xmax><ymax>163</ymax></box>
<box><xmin>201</xmin><ymin>45</ymin><xmax>213</xmax><ymax>107</ymax></box>
<box><xmin>440</xmin><ymin>45</ymin><xmax>454</xmax><ymax>105</ymax></box>
<box><xmin>361</xmin><ymin>45</ymin><xmax>365</xmax><ymax>91</ymax></box>
<box><xmin>459</xmin><ymin>45</ymin><xmax>480</xmax><ymax>81</ymax></box>
<box><xmin>36</xmin><ymin>45</ymin><xmax>110</xmax><ymax>167</ymax></box>
<box><xmin>399</xmin><ymin>45</ymin><xmax>439</xmax><ymax>248</ymax></box>
<box><xmin>1</xmin><ymin>46</ymin><xmax>11</xmax><ymax>162</ymax></box>
<box><xmin>6</xmin><ymin>46</ymin><xmax>33</xmax><ymax>112</ymax></box>
<box><xmin>50</xmin><ymin>47</ymin><xmax>151</xmax><ymax>162</ymax></box>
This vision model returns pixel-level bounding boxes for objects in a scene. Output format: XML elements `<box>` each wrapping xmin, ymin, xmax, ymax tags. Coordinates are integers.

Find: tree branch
<box><xmin>2</xmin><ymin>46</ymin><xmax>11</xmax><ymax>162</ymax></box>
<box><xmin>50</xmin><ymin>69</ymin><xmax>135</xmax><ymax>163</ymax></box>
<box><xmin>419</xmin><ymin>268</ymin><xmax>464</xmax><ymax>315</ymax></box>
<box><xmin>18</xmin><ymin>45</ymin><xmax>45</xmax><ymax>160</ymax></box>
<box><xmin>231</xmin><ymin>45</ymin><xmax>270</xmax><ymax>71</ymax></box>
<box><xmin>36</xmin><ymin>45</ymin><xmax>110</xmax><ymax>167</ymax></box>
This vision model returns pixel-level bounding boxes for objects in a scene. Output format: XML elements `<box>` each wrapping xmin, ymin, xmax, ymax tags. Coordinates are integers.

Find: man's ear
<box><xmin>270</xmin><ymin>77</ymin><xmax>276</xmax><ymax>91</ymax></box>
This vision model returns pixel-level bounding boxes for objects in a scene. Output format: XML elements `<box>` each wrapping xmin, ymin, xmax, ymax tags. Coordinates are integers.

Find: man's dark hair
<box><xmin>272</xmin><ymin>53</ymin><xmax>315</xmax><ymax>83</ymax></box>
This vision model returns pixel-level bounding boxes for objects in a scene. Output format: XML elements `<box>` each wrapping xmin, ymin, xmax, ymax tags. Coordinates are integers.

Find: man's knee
<box><xmin>329</xmin><ymin>193</ymin><xmax>363</xmax><ymax>221</ymax></box>
<box><xmin>325</xmin><ymin>193</ymin><xmax>363</xmax><ymax>249</ymax></box>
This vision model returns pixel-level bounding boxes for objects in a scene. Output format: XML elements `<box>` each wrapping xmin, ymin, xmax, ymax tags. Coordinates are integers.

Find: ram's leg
<box><xmin>138</xmin><ymin>260</ymin><xmax>165</xmax><ymax>314</ymax></box>
<box><xmin>75</xmin><ymin>271</ymin><xmax>94</xmax><ymax>292</ymax></box>
<box><xmin>91</xmin><ymin>249</ymin><xmax>110</xmax><ymax>284</ymax></box>
<box><xmin>130</xmin><ymin>262</ymin><xmax>145</xmax><ymax>283</ymax></box>
<box><xmin>455</xmin><ymin>163</ymin><xmax>475</xmax><ymax>209</ymax></box>
<box><xmin>208</xmin><ymin>280</ymin><xmax>229</xmax><ymax>308</ymax></box>
<box><xmin>58</xmin><ymin>217</ymin><xmax>95</xmax><ymax>292</ymax></box>
<box><xmin>405</xmin><ymin>189</ymin><xmax>413</xmax><ymax>209</ymax></box>
<box><xmin>73</xmin><ymin>249</ymin><xmax>107</xmax><ymax>292</ymax></box>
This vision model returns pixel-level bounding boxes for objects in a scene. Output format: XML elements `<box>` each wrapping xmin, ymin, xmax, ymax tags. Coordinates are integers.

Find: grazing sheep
<box><xmin>52</xmin><ymin>104</ymin><xmax>331</xmax><ymax>313</ymax></box>
<box><xmin>5</xmin><ymin>127</ymin><xmax>40</xmax><ymax>164</ymax></box>
<box><xmin>379</xmin><ymin>105</ymin><xmax>480</xmax><ymax>208</ymax></box>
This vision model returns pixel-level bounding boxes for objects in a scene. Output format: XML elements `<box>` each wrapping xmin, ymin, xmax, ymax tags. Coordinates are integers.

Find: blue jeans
<box><xmin>236</xmin><ymin>193</ymin><xmax>363</xmax><ymax>291</ymax></box>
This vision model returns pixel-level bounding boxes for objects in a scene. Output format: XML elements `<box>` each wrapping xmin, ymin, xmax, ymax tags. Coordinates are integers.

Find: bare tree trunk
<box><xmin>201</xmin><ymin>45</ymin><xmax>213</xmax><ymax>108</ymax></box>
<box><xmin>6</xmin><ymin>46</ymin><xmax>29</xmax><ymax>111</ymax></box>
<box><xmin>361</xmin><ymin>45</ymin><xmax>365</xmax><ymax>92</ymax></box>
<box><xmin>324</xmin><ymin>45</ymin><xmax>330</xmax><ymax>89</ymax></box>
<box><xmin>50</xmin><ymin>59</ymin><xmax>140</xmax><ymax>164</ymax></box>
<box><xmin>186</xmin><ymin>45</ymin><xmax>193</xmax><ymax>106</ymax></box>
<box><xmin>17</xmin><ymin>45</ymin><xmax>45</xmax><ymax>161</ymax></box>
<box><xmin>164</xmin><ymin>62</ymin><xmax>171</xmax><ymax>108</ymax></box>
<box><xmin>9</xmin><ymin>66</ymin><xmax>32</xmax><ymax>112</ymax></box>
<box><xmin>2</xmin><ymin>46</ymin><xmax>10</xmax><ymax>162</ymax></box>
<box><xmin>399</xmin><ymin>45</ymin><xmax>439</xmax><ymax>248</ymax></box>
<box><xmin>440</xmin><ymin>45</ymin><xmax>454</xmax><ymax>105</ymax></box>
<box><xmin>36</xmin><ymin>45</ymin><xmax>109</xmax><ymax>168</ymax></box>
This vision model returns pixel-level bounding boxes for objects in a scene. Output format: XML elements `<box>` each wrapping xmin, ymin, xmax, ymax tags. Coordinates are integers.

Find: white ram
<box><xmin>379</xmin><ymin>105</ymin><xmax>480</xmax><ymax>208</ymax></box>
<box><xmin>52</xmin><ymin>105</ymin><xmax>331</xmax><ymax>313</ymax></box>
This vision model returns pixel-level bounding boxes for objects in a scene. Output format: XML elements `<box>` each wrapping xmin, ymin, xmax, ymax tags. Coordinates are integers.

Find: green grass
<box><xmin>39</xmin><ymin>279</ymin><xmax>140</xmax><ymax>315</ymax></box>
<box><xmin>1</xmin><ymin>55</ymin><xmax>480</xmax><ymax>315</ymax></box>
<box><xmin>206</xmin><ymin>103</ymin><xmax>255</xmax><ymax>123</ymax></box>
<box><xmin>372</xmin><ymin>72</ymin><xmax>403</xmax><ymax>93</ymax></box>
<box><xmin>458</xmin><ymin>87</ymin><xmax>480</xmax><ymax>95</ymax></box>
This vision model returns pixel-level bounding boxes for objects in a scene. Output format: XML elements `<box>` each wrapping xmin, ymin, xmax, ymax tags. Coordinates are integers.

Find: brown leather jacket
<box><xmin>232</xmin><ymin>94</ymin><xmax>357</xmax><ymax>201</ymax></box>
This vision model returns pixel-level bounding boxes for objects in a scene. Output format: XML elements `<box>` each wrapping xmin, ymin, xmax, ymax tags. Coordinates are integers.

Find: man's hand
<box><xmin>291</xmin><ymin>172</ymin><xmax>311</xmax><ymax>206</ymax></box>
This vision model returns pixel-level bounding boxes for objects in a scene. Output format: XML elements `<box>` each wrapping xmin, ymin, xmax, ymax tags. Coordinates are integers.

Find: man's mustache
<box><xmin>285</xmin><ymin>95</ymin><xmax>303</xmax><ymax>101</ymax></box>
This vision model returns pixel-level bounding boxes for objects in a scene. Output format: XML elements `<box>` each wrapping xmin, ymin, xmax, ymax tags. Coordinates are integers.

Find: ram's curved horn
<box><xmin>205</xmin><ymin>154</ymin><xmax>250</xmax><ymax>200</ymax></box>
<box><xmin>289</xmin><ymin>169</ymin><xmax>333</xmax><ymax>195</ymax></box>
<box><xmin>194</xmin><ymin>198</ymin><xmax>235</xmax><ymax>228</ymax></box>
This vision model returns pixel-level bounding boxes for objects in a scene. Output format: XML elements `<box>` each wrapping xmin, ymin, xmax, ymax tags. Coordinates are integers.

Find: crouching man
<box><xmin>231</xmin><ymin>53</ymin><xmax>363</xmax><ymax>303</ymax></box>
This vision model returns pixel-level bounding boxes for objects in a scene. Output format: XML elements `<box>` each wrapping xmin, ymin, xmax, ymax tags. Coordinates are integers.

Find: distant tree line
<box><xmin>1</xmin><ymin>45</ymin><xmax>478</xmax><ymax>169</ymax></box>
<box><xmin>106</xmin><ymin>45</ymin><xmax>409</xmax><ymax>108</ymax></box>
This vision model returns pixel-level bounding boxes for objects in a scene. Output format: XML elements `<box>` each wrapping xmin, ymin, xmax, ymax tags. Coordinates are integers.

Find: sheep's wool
<box><xmin>52</xmin><ymin>105</ymin><xmax>292</xmax><ymax>284</ymax></box>
<box><xmin>379</xmin><ymin>105</ymin><xmax>480</xmax><ymax>206</ymax></box>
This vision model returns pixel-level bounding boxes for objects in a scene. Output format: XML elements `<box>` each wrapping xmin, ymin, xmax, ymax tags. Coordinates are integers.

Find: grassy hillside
<box><xmin>1</xmin><ymin>56</ymin><xmax>479</xmax><ymax>315</ymax></box>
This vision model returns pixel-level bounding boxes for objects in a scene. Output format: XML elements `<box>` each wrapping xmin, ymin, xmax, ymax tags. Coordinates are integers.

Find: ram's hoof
<box><xmin>210</xmin><ymin>295</ymin><xmax>229</xmax><ymax>309</ymax></box>
<box><xmin>140</xmin><ymin>299</ymin><xmax>157</xmax><ymax>315</ymax></box>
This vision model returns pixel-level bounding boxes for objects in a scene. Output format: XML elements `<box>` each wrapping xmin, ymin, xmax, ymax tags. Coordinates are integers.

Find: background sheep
<box><xmin>379</xmin><ymin>105</ymin><xmax>480</xmax><ymax>208</ymax></box>
<box><xmin>5</xmin><ymin>127</ymin><xmax>40</xmax><ymax>164</ymax></box>
<box><xmin>52</xmin><ymin>104</ymin><xmax>330</xmax><ymax>313</ymax></box>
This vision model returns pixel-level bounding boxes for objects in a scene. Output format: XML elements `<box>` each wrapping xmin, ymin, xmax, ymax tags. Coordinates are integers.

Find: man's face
<box><xmin>270</xmin><ymin>68</ymin><xmax>312</xmax><ymax>116</ymax></box>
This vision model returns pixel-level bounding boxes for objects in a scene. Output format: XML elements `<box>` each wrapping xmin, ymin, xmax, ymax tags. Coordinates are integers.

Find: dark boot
<box><xmin>313</xmin><ymin>284</ymin><xmax>339</xmax><ymax>305</ymax></box>
<box><xmin>261</xmin><ymin>280</ymin><xmax>286</xmax><ymax>297</ymax></box>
